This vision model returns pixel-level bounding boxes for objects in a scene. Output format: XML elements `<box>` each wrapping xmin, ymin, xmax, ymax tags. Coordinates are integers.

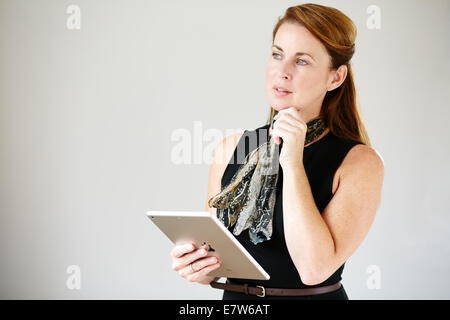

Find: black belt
<box><xmin>210</xmin><ymin>280</ymin><xmax>342</xmax><ymax>297</ymax></box>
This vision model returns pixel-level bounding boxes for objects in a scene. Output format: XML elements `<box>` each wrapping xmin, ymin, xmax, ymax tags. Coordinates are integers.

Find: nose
<box><xmin>278</xmin><ymin>63</ymin><xmax>292</xmax><ymax>80</ymax></box>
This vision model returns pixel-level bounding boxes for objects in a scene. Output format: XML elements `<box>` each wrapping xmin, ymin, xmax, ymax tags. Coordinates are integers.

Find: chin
<box><xmin>269</xmin><ymin>95</ymin><xmax>296</xmax><ymax>110</ymax></box>
<box><xmin>271</xmin><ymin>104</ymin><xmax>292</xmax><ymax>111</ymax></box>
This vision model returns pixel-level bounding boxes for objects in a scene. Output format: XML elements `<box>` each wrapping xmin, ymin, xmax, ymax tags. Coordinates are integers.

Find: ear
<box><xmin>327</xmin><ymin>64</ymin><xmax>348</xmax><ymax>92</ymax></box>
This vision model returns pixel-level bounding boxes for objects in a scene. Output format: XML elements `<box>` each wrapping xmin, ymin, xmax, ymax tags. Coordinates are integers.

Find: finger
<box><xmin>274</xmin><ymin>117</ymin><xmax>300</xmax><ymax>132</ymax></box>
<box><xmin>200</xmin><ymin>261</ymin><xmax>221</xmax><ymax>275</ymax></box>
<box><xmin>175</xmin><ymin>247</ymin><xmax>209</xmax><ymax>270</ymax></box>
<box><xmin>178</xmin><ymin>256</ymin><xmax>216</xmax><ymax>278</ymax></box>
<box><xmin>178</xmin><ymin>264</ymin><xmax>193</xmax><ymax>278</ymax></box>
<box><xmin>171</xmin><ymin>243</ymin><xmax>195</xmax><ymax>258</ymax></box>
<box><xmin>271</xmin><ymin>127</ymin><xmax>292</xmax><ymax>145</ymax></box>
<box><xmin>272</xmin><ymin>126</ymin><xmax>293</xmax><ymax>138</ymax></box>
<box><xmin>278</xmin><ymin>113</ymin><xmax>304</xmax><ymax>128</ymax></box>
<box><xmin>186</xmin><ymin>262</ymin><xmax>221</xmax><ymax>282</ymax></box>
<box><xmin>192</xmin><ymin>256</ymin><xmax>218</xmax><ymax>272</ymax></box>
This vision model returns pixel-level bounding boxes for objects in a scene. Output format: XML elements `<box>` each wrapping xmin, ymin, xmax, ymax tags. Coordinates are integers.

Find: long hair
<box><xmin>266</xmin><ymin>3</ymin><xmax>371</xmax><ymax>146</ymax></box>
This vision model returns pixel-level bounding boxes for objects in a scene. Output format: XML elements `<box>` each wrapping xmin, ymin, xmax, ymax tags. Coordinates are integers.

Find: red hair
<box><xmin>267</xmin><ymin>3</ymin><xmax>370</xmax><ymax>146</ymax></box>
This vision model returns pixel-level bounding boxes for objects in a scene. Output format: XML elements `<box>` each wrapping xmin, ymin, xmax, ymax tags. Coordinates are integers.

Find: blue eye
<box><xmin>272</xmin><ymin>52</ymin><xmax>281</xmax><ymax>59</ymax></box>
<box><xmin>272</xmin><ymin>52</ymin><xmax>308</xmax><ymax>66</ymax></box>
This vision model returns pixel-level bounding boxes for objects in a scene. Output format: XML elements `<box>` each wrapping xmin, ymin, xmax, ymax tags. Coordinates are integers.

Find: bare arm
<box><xmin>282</xmin><ymin>144</ymin><xmax>385</xmax><ymax>285</ymax></box>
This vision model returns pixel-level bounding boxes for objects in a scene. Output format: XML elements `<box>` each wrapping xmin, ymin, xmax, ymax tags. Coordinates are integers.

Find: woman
<box><xmin>170</xmin><ymin>3</ymin><xmax>384</xmax><ymax>300</ymax></box>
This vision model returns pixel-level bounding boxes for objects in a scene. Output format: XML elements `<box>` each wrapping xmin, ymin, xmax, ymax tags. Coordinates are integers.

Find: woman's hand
<box><xmin>170</xmin><ymin>242</ymin><xmax>221</xmax><ymax>285</ymax></box>
<box><xmin>271</xmin><ymin>107</ymin><xmax>307</xmax><ymax>169</ymax></box>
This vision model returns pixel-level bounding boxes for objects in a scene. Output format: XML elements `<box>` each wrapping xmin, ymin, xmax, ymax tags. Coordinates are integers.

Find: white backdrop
<box><xmin>1</xmin><ymin>0</ymin><xmax>449</xmax><ymax>299</ymax></box>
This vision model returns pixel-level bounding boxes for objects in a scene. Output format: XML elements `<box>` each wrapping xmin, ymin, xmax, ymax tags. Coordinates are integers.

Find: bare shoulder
<box><xmin>337</xmin><ymin>144</ymin><xmax>385</xmax><ymax>189</ymax></box>
<box><xmin>342</xmin><ymin>144</ymin><xmax>384</xmax><ymax>172</ymax></box>
<box><xmin>213</xmin><ymin>132</ymin><xmax>244</xmax><ymax>166</ymax></box>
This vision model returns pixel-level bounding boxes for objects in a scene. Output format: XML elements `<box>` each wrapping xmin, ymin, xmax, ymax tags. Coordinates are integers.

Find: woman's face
<box><xmin>265</xmin><ymin>22</ymin><xmax>342</xmax><ymax>122</ymax></box>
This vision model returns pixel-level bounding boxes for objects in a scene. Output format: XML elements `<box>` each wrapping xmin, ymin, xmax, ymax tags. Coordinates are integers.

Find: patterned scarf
<box><xmin>208</xmin><ymin>114</ymin><xmax>327</xmax><ymax>244</ymax></box>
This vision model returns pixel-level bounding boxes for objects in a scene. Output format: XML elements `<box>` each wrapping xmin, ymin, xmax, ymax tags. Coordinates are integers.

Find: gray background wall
<box><xmin>1</xmin><ymin>0</ymin><xmax>449</xmax><ymax>299</ymax></box>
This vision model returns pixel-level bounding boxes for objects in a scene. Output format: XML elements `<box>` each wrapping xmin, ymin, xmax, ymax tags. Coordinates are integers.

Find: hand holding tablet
<box><xmin>147</xmin><ymin>210</ymin><xmax>270</xmax><ymax>282</ymax></box>
<box><xmin>170</xmin><ymin>242</ymin><xmax>221</xmax><ymax>285</ymax></box>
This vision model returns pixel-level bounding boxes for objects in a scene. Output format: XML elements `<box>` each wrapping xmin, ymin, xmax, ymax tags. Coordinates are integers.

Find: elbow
<box><xmin>298</xmin><ymin>268</ymin><xmax>329</xmax><ymax>286</ymax></box>
<box><xmin>301</xmin><ymin>273</ymin><xmax>323</xmax><ymax>286</ymax></box>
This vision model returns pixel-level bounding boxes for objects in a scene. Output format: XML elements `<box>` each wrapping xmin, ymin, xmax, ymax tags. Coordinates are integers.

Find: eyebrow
<box><xmin>272</xmin><ymin>44</ymin><xmax>316</xmax><ymax>62</ymax></box>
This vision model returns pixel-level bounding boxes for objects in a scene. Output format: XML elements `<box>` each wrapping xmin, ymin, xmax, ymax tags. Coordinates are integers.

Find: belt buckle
<box><xmin>256</xmin><ymin>285</ymin><xmax>266</xmax><ymax>298</ymax></box>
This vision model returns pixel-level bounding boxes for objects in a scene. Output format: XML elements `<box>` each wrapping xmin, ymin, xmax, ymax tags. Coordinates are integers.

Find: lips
<box><xmin>273</xmin><ymin>86</ymin><xmax>292</xmax><ymax>97</ymax></box>
<box><xmin>273</xmin><ymin>86</ymin><xmax>292</xmax><ymax>93</ymax></box>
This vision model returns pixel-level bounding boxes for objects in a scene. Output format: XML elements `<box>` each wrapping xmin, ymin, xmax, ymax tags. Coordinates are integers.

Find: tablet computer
<box><xmin>146</xmin><ymin>210</ymin><xmax>270</xmax><ymax>280</ymax></box>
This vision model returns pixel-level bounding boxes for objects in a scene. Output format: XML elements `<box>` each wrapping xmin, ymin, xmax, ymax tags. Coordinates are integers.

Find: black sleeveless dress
<box><xmin>220</xmin><ymin>122</ymin><xmax>364</xmax><ymax>300</ymax></box>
